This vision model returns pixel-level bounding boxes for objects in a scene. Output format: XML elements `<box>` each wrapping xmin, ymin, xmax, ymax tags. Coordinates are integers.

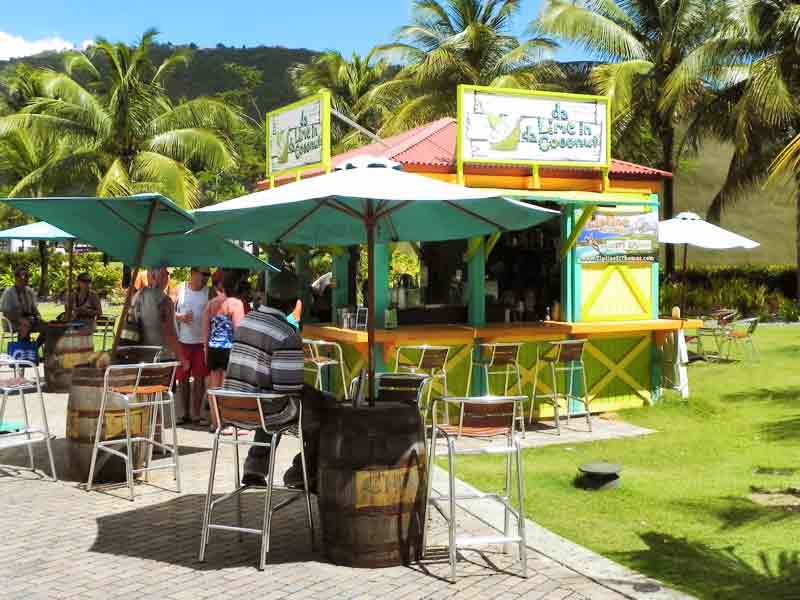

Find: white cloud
<box><xmin>0</xmin><ymin>31</ymin><xmax>77</xmax><ymax>61</ymax></box>
<box><xmin>80</xmin><ymin>39</ymin><xmax>94</xmax><ymax>51</ymax></box>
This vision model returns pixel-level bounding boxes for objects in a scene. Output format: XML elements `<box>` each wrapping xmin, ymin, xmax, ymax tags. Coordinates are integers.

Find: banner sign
<box><xmin>576</xmin><ymin>210</ymin><xmax>658</xmax><ymax>263</ymax></box>
<box><xmin>458</xmin><ymin>86</ymin><xmax>610</xmax><ymax>168</ymax></box>
<box><xmin>267</xmin><ymin>92</ymin><xmax>331</xmax><ymax>179</ymax></box>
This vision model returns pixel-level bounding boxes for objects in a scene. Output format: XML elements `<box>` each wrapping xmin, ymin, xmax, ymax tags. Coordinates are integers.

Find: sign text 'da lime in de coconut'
<box><xmin>458</xmin><ymin>86</ymin><xmax>610</xmax><ymax>168</ymax></box>
<box><xmin>267</xmin><ymin>92</ymin><xmax>331</xmax><ymax>178</ymax></box>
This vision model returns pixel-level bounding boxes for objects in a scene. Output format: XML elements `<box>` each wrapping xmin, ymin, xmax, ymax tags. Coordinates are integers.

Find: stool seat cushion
<box><xmin>438</xmin><ymin>424</ymin><xmax>510</xmax><ymax>438</ymax></box>
<box><xmin>112</xmin><ymin>384</ymin><xmax>171</xmax><ymax>395</ymax></box>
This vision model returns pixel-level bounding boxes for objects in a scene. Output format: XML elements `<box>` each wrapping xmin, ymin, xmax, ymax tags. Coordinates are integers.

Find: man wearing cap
<box><xmin>1</xmin><ymin>267</ymin><xmax>42</xmax><ymax>340</ymax></box>
<box><xmin>174</xmin><ymin>267</ymin><xmax>212</xmax><ymax>424</ymax></box>
<box><xmin>69</xmin><ymin>272</ymin><xmax>103</xmax><ymax>321</ymax></box>
<box><xmin>223</xmin><ymin>270</ymin><xmax>323</xmax><ymax>487</ymax></box>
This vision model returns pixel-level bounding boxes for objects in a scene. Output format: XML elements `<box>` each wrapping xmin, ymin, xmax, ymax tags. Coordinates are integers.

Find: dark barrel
<box><xmin>64</xmin><ymin>366</ymin><xmax>150</xmax><ymax>482</ymax></box>
<box><xmin>317</xmin><ymin>402</ymin><xmax>427</xmax><ymax>568</ymax></box>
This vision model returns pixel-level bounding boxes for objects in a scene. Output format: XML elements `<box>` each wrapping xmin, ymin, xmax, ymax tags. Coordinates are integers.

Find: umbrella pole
<box><xmin>65</xmin><ymin>240</ymin><xmax>74</xmax><ymax>321</ymax></box>
<box><xmin>367</xmin><ymin>212</ymin><xmax>376</xmax><ymax>408</ymax></box>
<box><xmin>110</xmin><ymin>203</ymin><xmax>158</xmax><ymax>356</ymax></box>
<box><xmin>680</xmin><ymin>244</ymin><xmax>688</xmax><ymax>314</ymax></box>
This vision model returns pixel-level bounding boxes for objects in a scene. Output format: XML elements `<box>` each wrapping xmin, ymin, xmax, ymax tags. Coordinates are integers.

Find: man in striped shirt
<box><xmin>223</xmin><ymin>270</ymin><xmax>305</xmax><ymax>486</ymax></box>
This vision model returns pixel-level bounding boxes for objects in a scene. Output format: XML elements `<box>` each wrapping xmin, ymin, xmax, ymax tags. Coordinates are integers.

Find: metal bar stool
<box><xmin>395</xmin><ymin>345</ymin><xmax>450</xmax><ymax>425</ymax></box>
<box><xmin>423</xmin><ymin>394</ymin><xmax>528</xmax><ymax>582</ymax></box>
<box><xmin>199</xmin><ymin>389</ymin><xmax>314</xmax><ymax>570</ymax></box>
<box><xmin>529</xmin><ymin>339</ymin><xmax>591</xmax><ymax>435</ymax></box>
<box><xmin>94</xmin><ymin>315</ymin><xmax>118</xmax><ymax>352</ymax></box>
<box><xmin>86</xmin><ymin>361</ymin><xmax>180</xmax><ymax>500</ymax></box>
<box><xmin>0</xmin><ymin>357</ymin><xmax>57</xmax><ymax>480</ymax></box>
<box><xmin>468</xmin><ymin>342</ymin><xmax>526</xmax><ymax>436</ymax></box>
<box><xmin>0</xmin><ymin>314</ymin><xmax>17</xmax><ymax>355</ymax></box>
<box><xmin>375</xmin><ymin>372</ymin><xmax>429</xmax><ymax>404</ymax></box>
<box><xmin>303</xmin><ymin>338</ymin><xmax>349</xmax><ymax>399</ymax></box>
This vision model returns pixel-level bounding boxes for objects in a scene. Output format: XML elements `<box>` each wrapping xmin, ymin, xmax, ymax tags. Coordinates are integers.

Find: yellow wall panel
<box><xmin>581</xmin><ymin>264</ymin><xmax>652</xmax><ymax>321</ymax></box>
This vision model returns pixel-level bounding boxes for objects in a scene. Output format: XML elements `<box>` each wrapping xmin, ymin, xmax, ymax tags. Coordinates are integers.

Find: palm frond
<box><xmin>153</xmin><ymin>47</ymin><xmax>193</xmax><ymax>86</ymax></box>
<box><xmin>536</xmin><ymin>0</ymin><xmax>646</xmax><ymax>60</ymax></box>
<box><xmin>145</xmin><ymin>128</ymin><xmax>236</xmax><ymax>172</ymax></box>
<box><xmin>96</xmin><ymin>158</ymin><xmax>131</xmax><ymax>198</ymax></box>
<box><xmin>148</xmin><ymin>98</ymin><xmax>245</xmax><ymax>136</ymax></box>
<box><xmin>131</xmin><ymin>151</ymin><xmax>199</xmax><ymax>208</ymax></box>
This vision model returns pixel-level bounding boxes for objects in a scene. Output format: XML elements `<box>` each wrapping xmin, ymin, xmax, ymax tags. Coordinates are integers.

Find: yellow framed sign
<box><xmin>266</xmin><ymin>91</ymin><xmax>331</xmax><ymax>184</ymax></box>
<box><xmin>456</xmin><ymin>85</ymin><xmax>611</xmax><ymax>182</ymax></box>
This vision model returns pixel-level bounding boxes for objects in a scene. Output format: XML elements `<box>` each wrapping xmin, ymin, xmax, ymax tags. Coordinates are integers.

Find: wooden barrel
<box><xmin>44</xmin><ymin>322</ymin><xmax>95</xmax><ymax>392</ymax></box>
<box><xmin>64</xmin><ymin>366</ymin><xmax>150</xmax><ymax>483</ymax></box>
<box><xmin>318</xmin><ymin>402</ymin><xmax>427</xmax><ymax>568</ymax></box>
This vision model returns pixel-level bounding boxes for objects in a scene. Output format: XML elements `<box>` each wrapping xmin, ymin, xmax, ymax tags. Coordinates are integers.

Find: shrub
<box><xmin>0</xmin><ymin>249</ymin><xmax>122</xmax><ymax>298</ymax></box>
<box><xmin>660</xmin><ymin>265</ymin><xmax>791</xmax><ymax>318</ymax></box>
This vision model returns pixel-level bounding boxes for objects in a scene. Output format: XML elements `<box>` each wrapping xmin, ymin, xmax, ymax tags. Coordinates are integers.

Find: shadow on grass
<box><xmin>672</xmin><ymin>495</ymin><xmax>798</xmax><ymax>532</ymax></box>
<box><xmin>760</xmin><ymin>415</ymin><xmax>800</xmax><ymax>442</ymax></box>
<box><xmin>721</xmin><ymin>387</ymin><xmax>800</xmax><ymax>406</ymax></box>
<box><xmin>615</xmin><ymin>532</ymin><xmax>800</xmax><ymax>600</ymax></box>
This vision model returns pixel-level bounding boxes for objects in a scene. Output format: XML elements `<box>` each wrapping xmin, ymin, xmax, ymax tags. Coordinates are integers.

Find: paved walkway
<box><xmin>0</xmin><ymin>390</ymin><xmax>691</xmax><ymax>600</ymax></box>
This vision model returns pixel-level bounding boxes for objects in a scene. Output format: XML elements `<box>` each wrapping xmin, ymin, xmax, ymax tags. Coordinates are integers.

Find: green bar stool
<box><xmin>530</xmin><ymin>339</ymin><xmax>591</xmax><ymax>435</ymax></box>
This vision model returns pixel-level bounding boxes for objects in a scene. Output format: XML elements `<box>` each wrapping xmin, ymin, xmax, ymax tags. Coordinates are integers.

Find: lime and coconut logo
<box><xmin>271</xmin><ymin>104</ymin><xmax>322</xmax><ymax>170</ymax></box>
<box><xmin>465</xmin><ymin>92</ymin><xmax>606</xmax><ymax>165</ymax></box>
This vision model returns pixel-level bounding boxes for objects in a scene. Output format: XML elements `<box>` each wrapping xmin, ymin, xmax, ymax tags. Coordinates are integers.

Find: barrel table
<box><xmin>44</xmin><ymin>321</ymin><xmax>94</xmax><ymax>392</ymax></box>
<box><xmin>317</xmin><ymin>402</ymin><xmax>427</xmax><ymax>568</ymax></box>
<box><xmin>64</xmin><ymin>366</ymin><xmax>149</xmax><ymax>482</ymax></box>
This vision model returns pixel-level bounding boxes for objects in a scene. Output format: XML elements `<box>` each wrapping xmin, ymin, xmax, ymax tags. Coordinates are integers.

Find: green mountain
<box><xmin>0</xmin><ymin>43</ymin><xmax>318</xmax><ymax>119</ymax></box>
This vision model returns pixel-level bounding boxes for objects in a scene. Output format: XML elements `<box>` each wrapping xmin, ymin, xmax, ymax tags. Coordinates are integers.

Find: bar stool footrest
<box><xmin>455</xmin><ymin>534</ymin><xmax>523</xmax><ymax>547</ymax></box>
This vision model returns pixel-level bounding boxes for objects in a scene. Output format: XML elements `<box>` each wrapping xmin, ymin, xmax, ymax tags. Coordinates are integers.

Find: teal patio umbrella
<box><xmin>193</xmin><ymin>159</ymin><xmax>559</xmax><ymax>403</ymax></box>
<box><xmin>0</xmin><ymin>221</ymin><xmax>79</xmax><ymax>317</ymax></box>
<box><xmin>3</xmin><ymin>193</ymin><xmax>276</xmax><ymax>352</ymax></box>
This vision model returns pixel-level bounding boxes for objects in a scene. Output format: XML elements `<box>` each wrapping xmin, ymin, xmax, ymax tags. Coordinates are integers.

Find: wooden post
<box><xmin>110</xmin><ymin>202</ymin><xmax>158</xmax><ymax>356</ymax></box>
<box><xmin>64</xmin><ymin>240</ymin><xmax>75</xmax><ymax>321</ymax></box>
<box><xmin>367</xmin><ymin>202</ymin><xmax>376</xmax><ymax>407</ymax></box>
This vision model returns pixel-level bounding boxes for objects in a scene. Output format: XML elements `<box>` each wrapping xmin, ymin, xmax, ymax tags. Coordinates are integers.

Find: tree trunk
<box><xmin>661</xmin><ymin>128</ymin><xmax>676</xmax><ymax>276</ymax></box>
<box><xmin>37</xmin><ymin>240</ymin><xmax>48</xmax><ymax>298</ymax></box>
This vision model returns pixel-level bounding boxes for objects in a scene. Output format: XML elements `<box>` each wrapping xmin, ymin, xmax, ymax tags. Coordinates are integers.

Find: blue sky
<box><xmin>1</xmin><ymin>0</ymin><xmax>587</xmax><ymax>62</ymax></box>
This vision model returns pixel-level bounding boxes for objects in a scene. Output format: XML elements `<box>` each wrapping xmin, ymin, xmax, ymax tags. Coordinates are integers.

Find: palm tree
<box><xmin>536</xmin><ymin>0</ymin><xmax>732</xmax><ymax>274</ymax></box>
<box><xmin>0</xmin><ymin>66</ymin><xmax>87</xmax><ymax>295</ymax></box>
<box><xmin>0</xmin><ymin>29</ymin><xmax>244</xmax><ymax>208</ymax></box>
<box><xmin>368</xmin><ymin>0</ymin><xmax>559</xmax><ymax>135</ymax></box>
<box><xmin>289</xmin><ymin>50</ymin><xmax>393</xmax><ymax>149</ymax></box>
<box><xmin>662</xmin><ymin>0</ymin><xmax>800</xmax><ymax>292</ymax></box>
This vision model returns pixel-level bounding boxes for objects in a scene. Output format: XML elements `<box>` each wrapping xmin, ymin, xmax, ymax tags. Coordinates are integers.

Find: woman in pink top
<box><xmin>203</xmin><ymin>270</ymin><xmax>247</xmax><ymax>434</ymax></box>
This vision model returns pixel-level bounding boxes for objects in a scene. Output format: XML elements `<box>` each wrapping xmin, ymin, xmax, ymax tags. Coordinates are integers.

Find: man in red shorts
<box><xmin>174</xmin><ymin>267</ymin><xmax>212</xmax><ymax>424</ymax></box>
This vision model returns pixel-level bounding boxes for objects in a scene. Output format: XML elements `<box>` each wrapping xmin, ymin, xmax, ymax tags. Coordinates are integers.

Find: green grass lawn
<box><xmin>451</xmin><ymin>325</ymin><xmax>800</xmax><ymax>600</ymax></box>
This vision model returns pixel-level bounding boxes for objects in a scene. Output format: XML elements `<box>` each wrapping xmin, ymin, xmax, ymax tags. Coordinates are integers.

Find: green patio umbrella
<box><xmin>3</xmin><ymin>193</ymin><xmax>276</xmax><ymax>352</ymax></box>
<box><xmin>194</xmin><ymin>158</ymin><xmax>559</xmax><ymax>403</ymax></box>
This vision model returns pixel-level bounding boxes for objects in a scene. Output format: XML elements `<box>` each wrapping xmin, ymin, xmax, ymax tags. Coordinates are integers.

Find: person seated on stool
<box><xmin>1</xmin><ymin>267</ymin><xmax>43</xmax><ymax>346</ymax></box>
<box><xmin>222</xmin><ymin>270</ymin><xmax>328</xmax><ymax>489</ymax></box>
<box><xmin>68</xmin><ymin>272</ymin><xmax>103</xmax><ymax>322</ymax></box>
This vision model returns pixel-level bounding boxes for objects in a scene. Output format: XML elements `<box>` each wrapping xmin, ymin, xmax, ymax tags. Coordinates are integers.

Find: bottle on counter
<box><xmin>545</xmin><ymin>305</ymin><xmax>551</xmax><ymax>321</ymax></box>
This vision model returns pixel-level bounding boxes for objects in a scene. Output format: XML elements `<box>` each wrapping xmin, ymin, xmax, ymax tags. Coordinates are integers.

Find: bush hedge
<box><xmin>660</xmin><ymin>264</ymin><xmax>799</xmax><ymax>321</ymax></box>
<box><xmin>0</xmin><ymin>249</ymin><xmax>122</xmax><ymax>298</ymax></box>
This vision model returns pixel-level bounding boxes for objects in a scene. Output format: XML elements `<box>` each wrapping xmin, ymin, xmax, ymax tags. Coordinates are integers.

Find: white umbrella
<box><xmin>658</xmin><ymin>212</ymin><xmax>760</xmax><ymax>252</ymax></box>
<box><xmin>658</xmin><ymin>211</ymin><xmax>760</xmax><ymax>313</ymax></box>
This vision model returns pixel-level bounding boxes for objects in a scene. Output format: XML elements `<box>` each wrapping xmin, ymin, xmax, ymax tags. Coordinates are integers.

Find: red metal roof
<box><xmin>263</xmin><ymin>117</ymin><xmax>671</xmax><ymax>188</ymax></box>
